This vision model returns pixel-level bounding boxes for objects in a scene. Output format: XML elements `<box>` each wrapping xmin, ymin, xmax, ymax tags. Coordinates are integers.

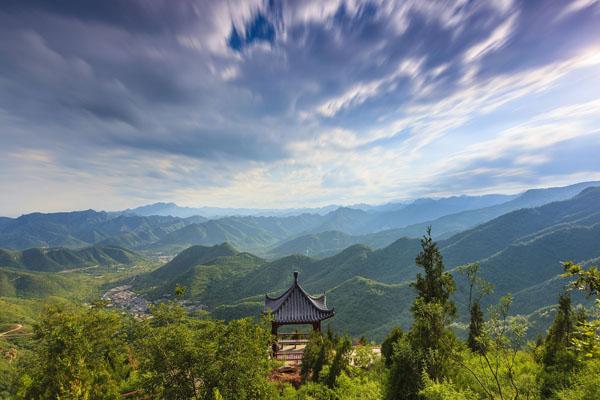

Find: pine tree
<box><xmin>539</xmin><ymin>292</ymin><xmax>580</xmax><ymax>398</ymax></box>
<box><xmin>412</xmin><ymin>227</ymin><xmax>456</xmax><ymax>316</ymax></box>
<box><xmin>467</xmin><ymin>301</ymin><xmax>484</xmax><ymax>354</ymax></box>
<box><xmin>381</xmin><ymin>326</ymin><xmax>404</xmax><ymax>367</ymax></box>
<box><xmin>313</xmin><ymin>342</ymin><xmax>327</xmax><ymax>382</ymax></box>
<box><xmin>387</xmin><ymin>227</ymin><xmax>456</xmax><ymax>399</ymax></box>
<box><xmin>325</xmin><ymin>336</ymin><xmax>352</xmax><ymax>388</ymax></box>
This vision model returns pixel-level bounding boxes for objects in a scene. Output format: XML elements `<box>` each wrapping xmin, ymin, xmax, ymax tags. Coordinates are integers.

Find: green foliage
<box><xmin>325</xmin><ymin>336</ymin><xmax>353</xmax><ymax>388</ymax></box>
<box><xmin>388</xmin><ymin>228</ymin><xmax>456</xmax><ymax>399</ymax></box>
<box><xmin>562</xmin><ymin>261</ymin><xmax>600</xmax><ymax>358</ymax></box>
<box><xmin>351</xmin><ymin>345</ymin><xmax>377</xmax><ymax>370</ymax></box>
<box><xmin>332</xmin><ymin>372</ymin><xmax>383</xmax><ymax>400</ymax></box>
<box><xmin>381</xmin><ymin>326</ymin><xmax>403</xmax><ymax>367</ymax></box>
<box><xmin>538</xmin><ymin>293</ymin><xmax>580</xmax><ymax>398</ymax></box>
<box><xmin>386</xmin><ymin>333</ymin><xmax>424</xmax><ymax>400</ymax></box>
<box><xmin>419</xmin><ymin>374</ymin><xmax>477</xmax><ymax>400</ymax></box>
<box><xmin>449</xmin><ymin>296</ymin><xmax>539</xmax><ymax>400</ymax></box>
<box><xmin>467</xmin><ymin>301</ymin><xmax>484</xmax><ymax>354</ymax></box>
<box><xmin>0</xmin><ymin>245</ymin><xmax>143</xmax><ymax>272</ymax></box>
<box><xmin>556</xmin><ymin>358</ymin><xmax>600</xmax><ymax>400</ymax></box>
<box><xmin>412</xmin><ymin>228</ymin><xmax>456</xmax><ymax>316</ymax></box>
<box><xmin>301</xmin><ymin>331</ymin><xmax>333</xmax><ymax>383</ymax></box>
<box><xmin>17</xmin><ymin>303</ymin><xmax>130</xmax><ymax>399</ymax></box>
<box><xmin>134</xmin><ymin>302</ymin><xmax>275</xmax><ymax>399</ymax></box>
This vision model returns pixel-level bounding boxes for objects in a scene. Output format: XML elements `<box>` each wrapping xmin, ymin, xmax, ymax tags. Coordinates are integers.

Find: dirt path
<box><xmin>0</xmin><ymin>324</ymin><xmax>23</xmax><ymax>337</ymax></box>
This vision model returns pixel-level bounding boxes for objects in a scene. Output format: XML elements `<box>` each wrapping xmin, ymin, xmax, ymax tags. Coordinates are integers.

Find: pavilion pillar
<box><xmin>312</xmin><ymin>321</ymin><xmax>321</xmax><ymax>332</ymax></box>
<box><xmin>271</xmin><ymin>323</ymin><xmax>279</xmax><ymax>355</ymax></box>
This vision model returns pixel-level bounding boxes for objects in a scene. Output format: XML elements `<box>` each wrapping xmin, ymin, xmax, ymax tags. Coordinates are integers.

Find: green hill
<box><xmin>267</xmin><ymin>229</ymin><xmax>414</xmax><ymax>259</ymax></box>
<box><xmin>0</xmin><ymin>245</ymin><xmax>143</xmax><ymax>272</ymax></box>
<box><xmin>0</xmin><ymin>269</ymin><xmax>103</xmax><ymax>299</ymax></box>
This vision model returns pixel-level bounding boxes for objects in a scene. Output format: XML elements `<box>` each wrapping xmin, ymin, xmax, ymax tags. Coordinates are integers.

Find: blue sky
<box><xmin>1</xmin><ymin>0</ymin><xmax>599</xmax><ymax>216</ymax></box>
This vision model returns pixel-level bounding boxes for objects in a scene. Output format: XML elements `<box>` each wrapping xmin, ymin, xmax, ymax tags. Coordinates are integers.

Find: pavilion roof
<box><xmin>264</xmin><ymin>271</ymin><xmax>335</xmax><ymax>325</ymax></box>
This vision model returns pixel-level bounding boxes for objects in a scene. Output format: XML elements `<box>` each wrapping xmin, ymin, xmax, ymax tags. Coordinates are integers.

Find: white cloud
<box><xmin>463</xmin><ymin>13</ymin><xmax>517</xmax><ymax>64</ymax></box>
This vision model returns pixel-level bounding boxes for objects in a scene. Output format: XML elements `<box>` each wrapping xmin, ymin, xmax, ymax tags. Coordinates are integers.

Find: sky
<box><xmin>1</xmin><ymin>0</ymin><xmax>600</xmax><ymax>216</ymax></box>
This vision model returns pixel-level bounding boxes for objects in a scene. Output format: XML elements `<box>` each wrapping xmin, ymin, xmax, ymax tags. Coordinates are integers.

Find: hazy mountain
<box><xmin>0</xmin><ymin>210</ymin><xmax>193</xmax><ymax>251</ymax></box>
<box><xmin>124</xmin><ymin>202</ymin><xmax>341</xmax><ymax>218</ymax></box>
<box><xmin>2</xmin><ymin>182</ymin><xmax>598</xmax><ymax>259</ymax></box>
<box><xmin>366</xmin><ymin>194</ymin><xmax>516</xmax><ymax>231</ymax></box>
<box><xmin>377</xmin><ymin>180</ymin><xmax>600</xmax><ymax>239</ymax></box>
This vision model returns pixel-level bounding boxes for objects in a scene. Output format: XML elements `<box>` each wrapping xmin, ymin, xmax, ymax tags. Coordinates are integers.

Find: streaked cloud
<box><xmin>0</xmin><ymin>0</ymin><xmax>599</xmax><ymax>215</ymax></box>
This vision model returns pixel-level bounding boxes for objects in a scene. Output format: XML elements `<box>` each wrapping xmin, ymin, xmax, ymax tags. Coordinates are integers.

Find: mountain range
<box><xmin>1</xmin><ymin>182</ymin><xmax>598</xmax><ymax>257</ymax></box>
<box><xmin>130</xmin><ymin>186</ymin><xmax>600</xmax><ymax>339</ymax></box>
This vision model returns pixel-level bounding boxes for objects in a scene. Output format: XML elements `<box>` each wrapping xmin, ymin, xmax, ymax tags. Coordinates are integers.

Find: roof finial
<box><xmin>293</xmin><ymin>271</ymin><xmax>299</xmax><ymax>283</ymax></box>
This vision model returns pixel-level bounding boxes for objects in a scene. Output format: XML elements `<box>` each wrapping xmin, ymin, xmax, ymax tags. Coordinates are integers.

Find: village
<box><xmin>101</xmin><ymin>285</ymin><xmax>207</xmax><ymax>318</ymax></box>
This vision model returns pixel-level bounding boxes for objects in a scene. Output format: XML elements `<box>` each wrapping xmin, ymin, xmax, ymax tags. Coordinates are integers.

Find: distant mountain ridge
<box><xmin>267</xmin><ymin>181</ymin><xmax>600</xmax><ymax>257</ymax></box>
<box><xmin>1</xmin><ymin>181</ymin><xmax>598</xmax><ymax>258</ymax></box>
<box><xmin>122</xmin><ymin>202</ymin><xmax>342</xmax><ymax>218</ymax></box>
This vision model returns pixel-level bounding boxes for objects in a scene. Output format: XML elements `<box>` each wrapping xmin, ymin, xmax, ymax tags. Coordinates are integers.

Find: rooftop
<box><xmin>264</xmin><ymin>271</ymin><xmax>335</xmax><ymax>325</ymax></box>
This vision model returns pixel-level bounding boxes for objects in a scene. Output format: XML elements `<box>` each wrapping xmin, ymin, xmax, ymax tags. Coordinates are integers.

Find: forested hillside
<box><xmin>0</xmin><ymin>245</ymin><xmax>142</xmax><ymax>272</ymax></box>
<box><xmin>134</xmin><ymin>187</ymin><xmax>600</xmax><ymax>339</ymax></box>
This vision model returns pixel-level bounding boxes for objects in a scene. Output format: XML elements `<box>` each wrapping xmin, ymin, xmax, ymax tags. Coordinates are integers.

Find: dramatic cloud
<box><xmin>0</xmin><ymin>0</ymin><xmax>599</xmax><ymax>215</ymax></box>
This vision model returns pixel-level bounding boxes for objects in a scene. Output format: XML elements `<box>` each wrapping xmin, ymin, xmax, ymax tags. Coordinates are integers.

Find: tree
<box><xmin>458</xmin><ymin>262</ymin><xmax>493</xmax><ymax>354</ymax></box>
<box><xmin>134</xmin><ymin>303</ymin><xmax>213</xmax><ymax>399</ymax></box>
<box><xmin>562</xmin><ymin>261</ymin><xmax>600</xmax><ymax>358</ymax></box>
<box><xmin>135</xmin><ymin>303</ymin><xmax>275</xmax><ymax>399</ymax></box>
<box><xmin>381</xmin><ymin>326</ymin><xmax>403</xmax><ymax>368</ymax></box>
<box><xmin>206</xmin><ymin>318</ymin><xmax>275</xmax><ymax>399</ymax></box>
<box><xmin>467</xmin><ymin>302</ymin><xmax>485</xmax><ymax>354</ymax></box>
<box><xmin>412</xmin><ymin>227</ymin><xmax>456</xmax><ymax>318</ymax></box>
<box><xmin>18</xmin><ymin>303</ymin><xmax>130</xmax><ymax>400</ymax></box>
<box><xmin>325</xmin><ymin>336</ymin><xmax>353</xmax><ymax>388</ymax></box>
<box><xmin>450</xmin><ymin>295</ymin><xmax>539</xmax><ymax>400</ymax></box>
<box><xmin>301</xmin><ymin>331</ymin><xmax>330</xmax><ymax>382</ymax></box>
<box><xmin>313</xmin><ymin>342</ymin><xmax>328</xmax><ymax>382</ymax></box>
<box><xmin>388</xmin><ymin>227</ymin><xmax>456</xmax><ymax>399</ymax></box>
<box><xmin>539</xmin><ymin>292</ymin><xmax>580</xmax><ymax>398</ymax></box>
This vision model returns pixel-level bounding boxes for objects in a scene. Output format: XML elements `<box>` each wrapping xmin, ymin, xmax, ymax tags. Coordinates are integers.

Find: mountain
<box><xmin>148</xmin><ymin>243</ymin><xmax>241</xmax><ymax>282</ymax></box>
<box><xmin>144</xmin><ymin>186</ymin><xmax>600</xmax><ymax>340</ymax></box>
<box><xmin>2</xmin><ymin>181</ymin><xmax>598</xmax><ymax>258</ymax></box>
<box><xmin>142</xmin><ymin>243</ymin><xmax>265</xmax><ymax>303</ymax></box>
<box><xmin>0</xmin><ymin>210</ymin><xmax>191</xmax><ymax>250</ymax></box>
<box><xmin>378</xmin><ymin>180</ymin><xmax>600</xmax><ymax>239</ymax></box>
<box><xmin>441</xmin><ymin>186</ymin><xmax>600</xmax><ymax>266</ymax></box>
<box><xmin>0</xmin><ymin>245</ymin><xmax>143</xmax><ymax>272</ymax></box>
<box><xmin>124</xmin><ymin>202</ymin><xmax>341</xmax><ymax>218</ymax></box>
<box><xmin>366</xmin><ymin>194</ymin><xmax>516</xmax><ymax>231</ymax></box>
<box><xmin>269</xmin><ymin>228</ymin><xmax>444</xmax><ymax>259</ymax></box>
<box><xmin>266</xmin><ymin>183</ymin><xmax>600</xmax><ymax>258</ymax></box>
<box><xmin>122</xmin><ymin>203</ymin><xmax>209</xmax><ymax>218</ymax></box>
<box><xmin>147</xmin><ymin>213</ymin><xmax>327</xmax><ymax>255</ymax></box>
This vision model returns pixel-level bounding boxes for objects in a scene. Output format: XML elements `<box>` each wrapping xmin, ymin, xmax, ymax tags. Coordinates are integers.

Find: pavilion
<box><xmin>264</xmin><ymin>271</ymin><xmax>335</xmax><ymax>363</ymax></box>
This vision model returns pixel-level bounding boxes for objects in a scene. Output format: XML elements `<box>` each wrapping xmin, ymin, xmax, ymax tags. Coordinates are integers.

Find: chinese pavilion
<box><xmin>264</xmin><ymin>271</ymin><xmax>335</xmax><ymax>362</ymax></box>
